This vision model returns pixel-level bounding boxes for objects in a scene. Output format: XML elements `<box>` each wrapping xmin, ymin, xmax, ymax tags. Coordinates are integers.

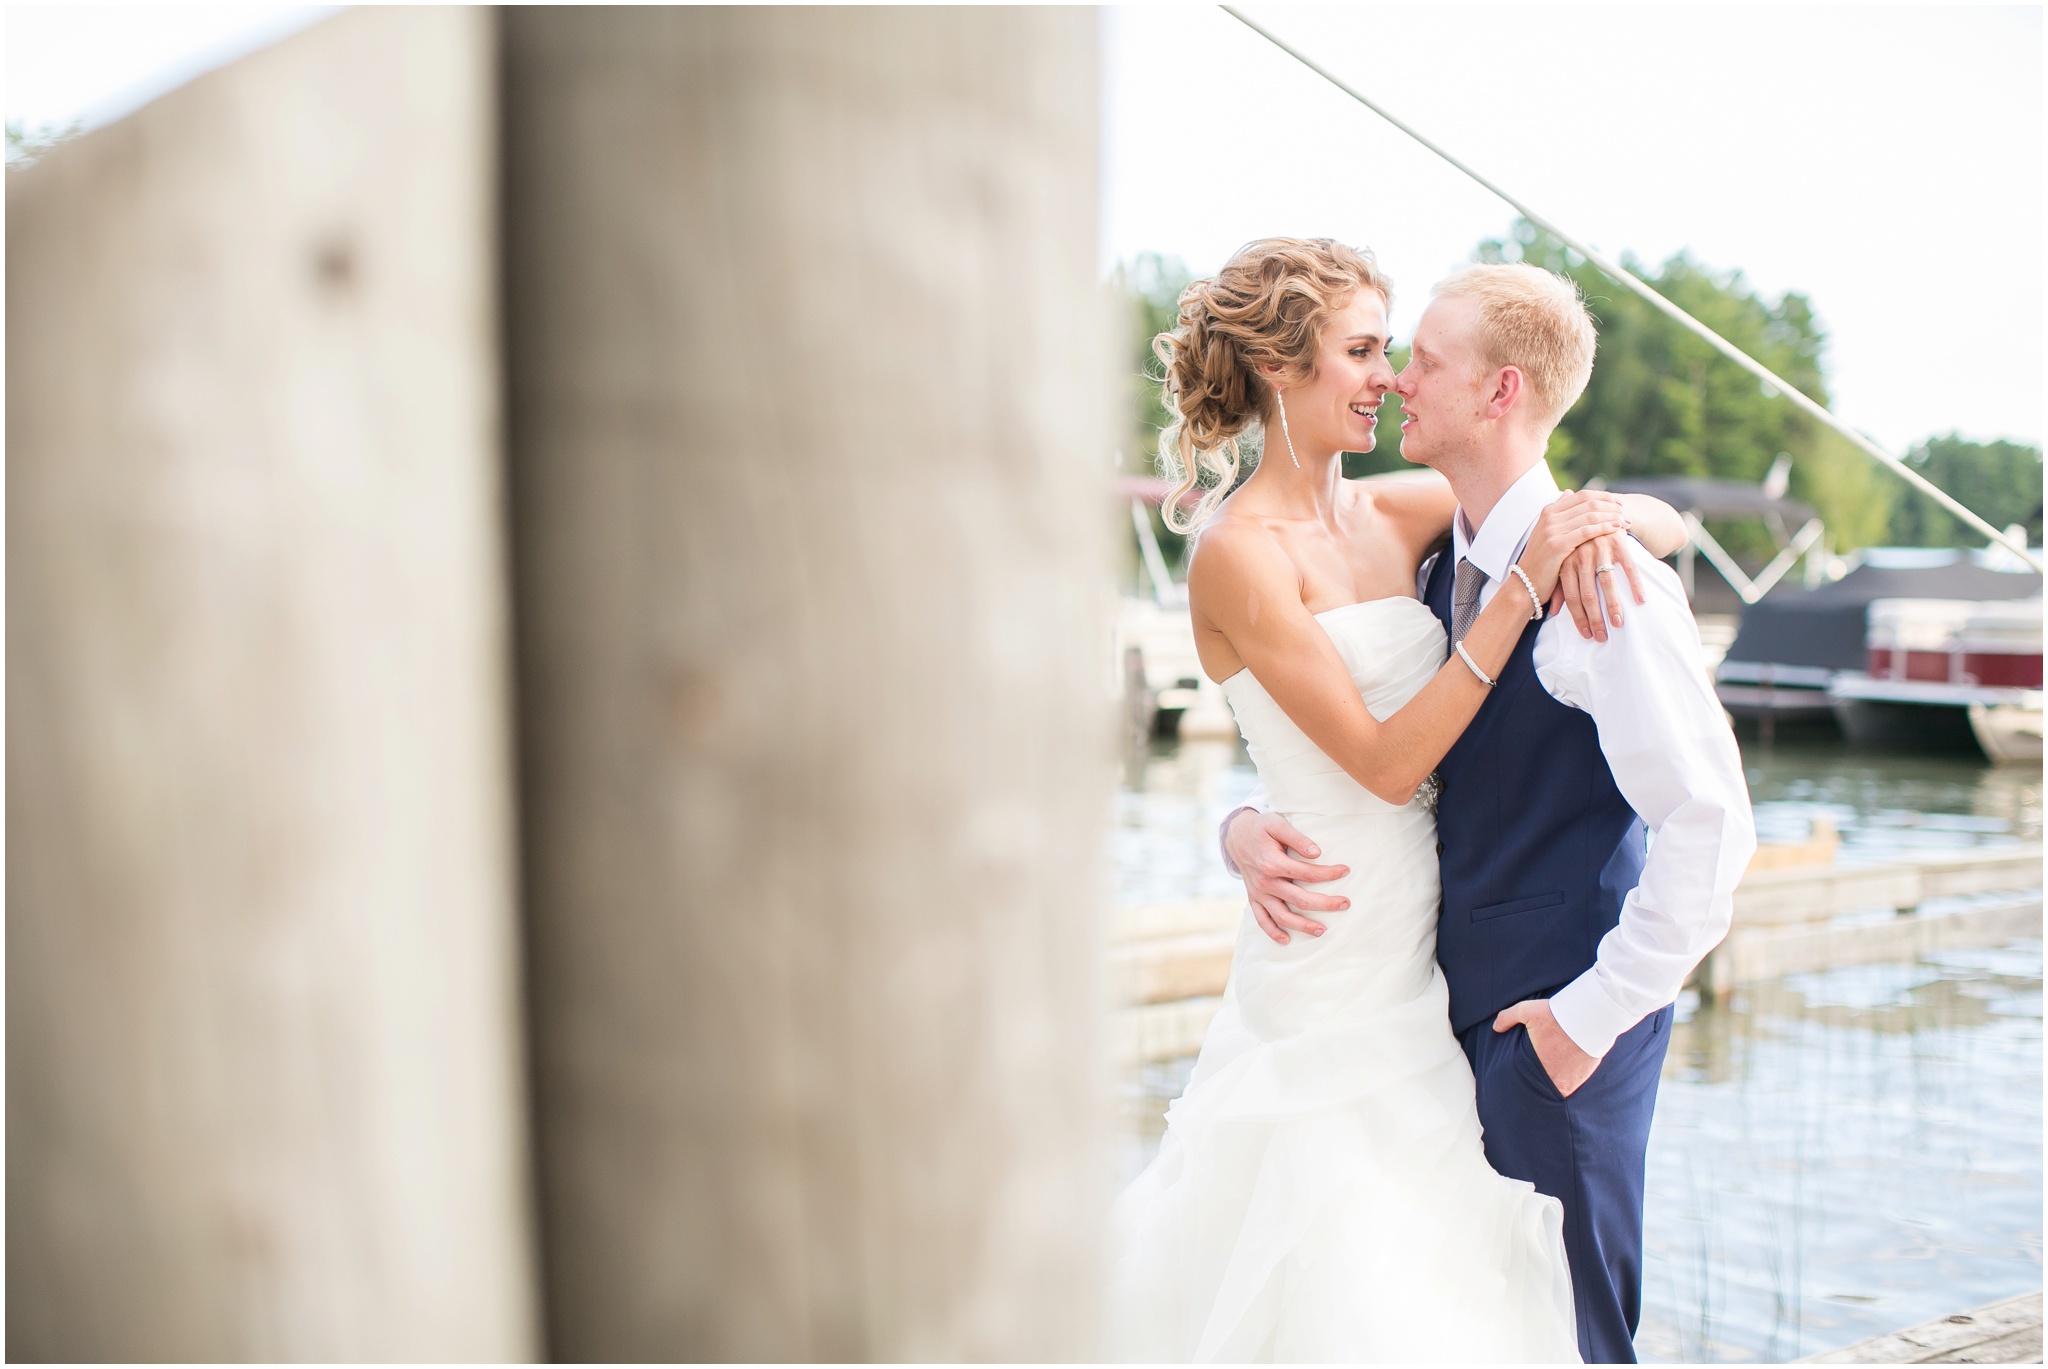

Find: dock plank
<box><xmin>1701</xmin><ymin>900</ymin><xmax>2042</xmax><ymax>997</ymax></box>
<box><xmin>1110</xmin><ymin>847</ymin><xmax>2044</xmax><ymax>1061</ymax></box>
<box><xmin>1921</xmin><ymin>850</ymin><xmax>2048</xmax><ymax>902</ymax></box>
<box><xmin>1112</xmin><ymin>995</ymin><xmax>1223</xmax><ymax>1066</ymax></box>
<box><xmin>1736</xmin><ymin>865</ymin><xmax>1928</xmax><ymax>926</ymax></box>
<box><xmin>1801</xmin><ymin>1291</ymin><xmax>2041</xmax><ymax>1363</ymax></box>
<box><xmin>1735</xmin><ymin>847</ymin><xmax>2043</xmax><ymax>927</ymax></box>
<box><xmin>1110</xmin><ymin>848</ymin><xmax>2043</xmax><ymax>948</ymax></box>
<box><xmin>1110</xmin><ymin>931</ymin><xmax>1234</xmax><ymax>1005</ymax></box>
<box><xmin>1108</xmin><ymin>897</ymin><xmax>1240</xmax><ymax>944</ymax></box>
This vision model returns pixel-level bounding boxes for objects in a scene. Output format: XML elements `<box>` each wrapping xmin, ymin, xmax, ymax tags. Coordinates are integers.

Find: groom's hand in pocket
<box><xmin>1494</xmin><ymin>1000</ymin><xmax>1599</xmax><ymax>1097</ymax></box>
<box><xmin>1223</xmin><ymin>809</ymin><xmax>1349</xmax><ymax>945</ymax></box>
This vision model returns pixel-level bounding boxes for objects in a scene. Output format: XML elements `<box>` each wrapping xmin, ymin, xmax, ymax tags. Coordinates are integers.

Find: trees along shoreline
<box><xmin>1116</xmin><ymin>230</ymin><xmax>2039</xmax><ymax>575</ymax></box>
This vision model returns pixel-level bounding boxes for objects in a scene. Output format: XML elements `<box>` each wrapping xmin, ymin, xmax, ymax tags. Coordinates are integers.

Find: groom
<box><xmin>1221</xmin><ymin>263</ymin><xmax>1755</xmax><ymax>1363</ymax></box>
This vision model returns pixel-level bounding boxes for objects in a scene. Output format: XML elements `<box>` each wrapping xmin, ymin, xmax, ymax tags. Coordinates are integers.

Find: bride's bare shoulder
<box><xmin>1185</xmin><ymin>508</ymin><xmax>1296</xmax><ymax>603</ymax></box>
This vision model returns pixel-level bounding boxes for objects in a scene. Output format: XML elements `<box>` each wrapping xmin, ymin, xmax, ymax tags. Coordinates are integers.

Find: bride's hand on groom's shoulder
<box><xmin>1518</xmin><ymin>492</ymin><xmax>1632</xmax><ymax>606</ymax></box>
<box><xmin>1493</xmin><ymin>999</ymin><xmax>1600</xmax><ymax>1097</ymax></box>
<box><xmin>1223</xmin><ymin>810</ymin><xmax>1349</xmax><ymax>945</ymax></box>
<box><xmin>1550</xmin><ymin>525</ymin><xmax>1648</xmax><ymax>644</ymax></box>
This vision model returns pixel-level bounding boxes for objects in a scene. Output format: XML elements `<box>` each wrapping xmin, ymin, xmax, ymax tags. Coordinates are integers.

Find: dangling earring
<box><xmin>1275</xmin><ymin>390</ymin><xmax>1301</xmax><ymax>469</ymax></box>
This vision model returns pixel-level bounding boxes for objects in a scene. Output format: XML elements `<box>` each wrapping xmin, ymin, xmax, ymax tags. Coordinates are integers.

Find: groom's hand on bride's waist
<box><xmin>1494</xmin><ymin>1000</ymin><xmax>1600</xmax><ymax>1097</ymax></box>
<box><xmin>1222</xmin><ymin>809</ymin><xmax>1349</xmax><ymax>946</ymax></box>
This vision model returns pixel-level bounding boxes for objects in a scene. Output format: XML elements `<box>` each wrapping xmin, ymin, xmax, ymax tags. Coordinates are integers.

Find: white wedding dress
<box><xmin>1108</xmin><ymin>597</ymin><xmax>1581</xmax><ymax>1363</ymax></box>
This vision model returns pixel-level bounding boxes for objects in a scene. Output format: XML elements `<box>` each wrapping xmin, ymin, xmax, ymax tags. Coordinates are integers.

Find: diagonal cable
<box><xmin>1221</xmin><ymin>4</ymin><xmax>2042</xmax><ymax>572</ymax></box>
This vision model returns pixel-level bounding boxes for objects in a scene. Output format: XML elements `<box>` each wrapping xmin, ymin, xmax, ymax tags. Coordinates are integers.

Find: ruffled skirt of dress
<box><xmin>1107</xmin><ymin>965</ymin><xmax>1581</xmax><ymax>1363</ymax></box>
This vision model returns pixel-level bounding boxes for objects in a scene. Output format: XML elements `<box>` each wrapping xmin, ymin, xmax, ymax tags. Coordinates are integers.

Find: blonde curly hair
<box><xmin>1153</xmin><ymin>238</ymin><xmax>1391</xmax><ymax>533</ymax></box>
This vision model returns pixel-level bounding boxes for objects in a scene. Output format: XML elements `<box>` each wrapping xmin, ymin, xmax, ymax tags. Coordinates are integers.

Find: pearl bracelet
<box><xmin>1508</xmin><ymin>564</ymin><xmax>1544</xmax><ymax>620</ymax></box>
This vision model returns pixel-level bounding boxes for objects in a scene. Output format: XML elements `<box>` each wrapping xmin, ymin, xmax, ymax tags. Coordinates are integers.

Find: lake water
<box><xmin>1114</xmin><ymin>735</ymin><xmax>2042</xmax><ymax>1363</ymax></box>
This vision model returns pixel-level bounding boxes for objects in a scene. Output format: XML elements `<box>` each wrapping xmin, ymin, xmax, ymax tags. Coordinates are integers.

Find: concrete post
<box><xmin>501</xmin><ymin>8</ymin><xmax>1112</xmax><ymax>1360</ymax></box>
<box><xmin>6</xmin><ymin>10</ymin><xmax>538</xmax><ymax>1360</ymax></box>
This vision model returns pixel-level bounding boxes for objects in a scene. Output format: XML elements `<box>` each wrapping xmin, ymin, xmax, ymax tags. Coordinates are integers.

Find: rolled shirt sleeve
<box><xmin>1536</xmin><ymin>540</ymin><xmax>1757</xmax><ymax>1058</ymax></box>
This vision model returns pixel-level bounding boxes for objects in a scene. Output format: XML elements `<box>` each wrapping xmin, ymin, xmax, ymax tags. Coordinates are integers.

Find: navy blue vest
<box><xmin>1423</xmin><ymin>550</ymin><xmax>1647</xmax><ymax>1036</ymax></box>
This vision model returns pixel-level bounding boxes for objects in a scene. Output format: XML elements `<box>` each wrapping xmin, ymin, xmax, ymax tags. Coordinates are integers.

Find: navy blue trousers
<box><xmin>1460</xmin><ymin>1005</ymin><xmax>1672</xmax><ymax>1365</ymax></box>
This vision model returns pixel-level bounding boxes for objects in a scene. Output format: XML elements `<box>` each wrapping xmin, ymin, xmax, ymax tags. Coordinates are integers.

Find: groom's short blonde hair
<box><xmin>1431</xmin><ymin>264</ymin><xmax>1596</xmax><ymax>429</ymax></box>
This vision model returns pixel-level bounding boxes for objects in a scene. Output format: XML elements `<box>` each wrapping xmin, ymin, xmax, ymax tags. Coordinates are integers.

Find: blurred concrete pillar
<box><xmin>7</xmin><ymin>9</ymin><xmax>537</xmax><ymax>1360</ymax></box>
<box><xmin>501</xmin><ymin>8</ymin><xmax>1111</xmax><ymax>1360</ymax></box>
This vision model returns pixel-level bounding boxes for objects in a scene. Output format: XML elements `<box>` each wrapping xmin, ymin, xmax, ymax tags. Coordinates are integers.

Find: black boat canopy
<box><xmin>1724</xmin><ymin>561</ymin><xmax>2044</xmax><ymax>673</ymax></box>
<box><xmin>1608</xmin><ymin>476</ymin><xmax>1816</xmax><ymax>527</ymax></box>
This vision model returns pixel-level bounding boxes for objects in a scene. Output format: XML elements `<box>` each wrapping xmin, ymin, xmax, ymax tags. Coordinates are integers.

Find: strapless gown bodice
<box><xmin>1220</xmin><ymin>595</ymin><xmax>1446</xmax><ymax>818</ymax></box>
<box><xmin>1108</xmin><ymin>597</ymin><xmax>1581</xmax><ymax>1363</ymax></box>
<box><xmin>1216</xmin><ymin>597</ymin><xmax>1447</xmax><ymax>1043</ymax></box>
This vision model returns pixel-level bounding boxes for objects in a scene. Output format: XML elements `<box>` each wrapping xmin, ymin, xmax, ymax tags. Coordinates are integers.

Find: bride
<box><xmin>1108</xmin><ymin>238</ymin><xmax>1685</xmax><ymax>1363</ymax></box>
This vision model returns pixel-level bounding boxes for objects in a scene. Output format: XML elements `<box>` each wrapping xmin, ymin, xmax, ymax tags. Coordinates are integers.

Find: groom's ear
<box><xmin>1485</xmin><ymin>366</ymin><xmax>1526</xmax><ymax>421</ymax></box>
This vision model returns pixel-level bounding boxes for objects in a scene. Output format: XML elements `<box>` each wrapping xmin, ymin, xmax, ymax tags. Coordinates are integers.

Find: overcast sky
<box><xmin>1105</xmin><ymin>5</ymin><xmax>2044</xmax><ymax>453</ymax></box>
<box><xmin>9</xmin><ymin>4</ymin><xmax>2040</xmax><ymax>453</ymax></box>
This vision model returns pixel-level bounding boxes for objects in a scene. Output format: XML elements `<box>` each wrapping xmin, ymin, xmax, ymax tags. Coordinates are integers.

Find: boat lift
<box><xmin>1606</xmin><ymin>456</ymin><xmax>1831</xmax><ymax>605</ymax></box>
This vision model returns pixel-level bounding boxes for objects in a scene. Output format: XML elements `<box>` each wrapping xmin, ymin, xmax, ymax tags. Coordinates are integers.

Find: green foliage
<box><xmin>1888</xmin><ymin>435</ymin><xmax>2044</xmax><ymax>547</ymax></box>
<box><xmin>1114</xmin><ymin>251</ymin><xmax>1194</xmax><ymax>468</ymax></box>
<box><xmin>6</xmin><ymin>119</ymin><xmax>80</xmax><ymax>170</ymax></box>
<box><xmin>1113</xmin><ymin>253</ymin><xmax>1196</xmax><ymax>576</ymax></box>
<box><xmin>1480</xmin><ymin>220</ymin><xmax>1895</xmax><ymax>553</ymax></box>
<box><xmin>1796</xmin><ymin>429</ymin><xmax>1897</xmax><ymax>550</ymax></box>
<box><xmin>1113</xmin><ymin>227</ymin><xmax>2032</xmax><ymax>574</ymax></box>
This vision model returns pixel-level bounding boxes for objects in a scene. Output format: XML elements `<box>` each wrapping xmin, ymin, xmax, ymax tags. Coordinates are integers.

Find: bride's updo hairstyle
<box><xmin>1153</xmin><ymin>237</ymin><xmax>1391</xmax><ymax>533</ymax></box>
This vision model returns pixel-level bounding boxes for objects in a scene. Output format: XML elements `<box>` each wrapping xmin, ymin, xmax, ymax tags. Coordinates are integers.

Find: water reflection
<box><xmin>1744</xmin><ymin>740</ymin><xmax>2042</xmax><ymax>856</ymax></box>
<box><xmin>1643</xmin><ymin>946</ymin><xmax>2042</xmax><ymax>1363</ymax></box>
<box><xmin>1114</xmin><ymin>735</ymin><xmax>2043</xmax><ymax>1363</ymax></box>
<box><xmin>1113</xmin><ymin>735</ymin><xmax>1258</xmax><ymax>907</ymax></box>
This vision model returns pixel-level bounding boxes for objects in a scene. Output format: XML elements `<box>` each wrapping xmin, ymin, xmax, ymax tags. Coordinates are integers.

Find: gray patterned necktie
<box><xmin>1452</xmin><ymin>558</ymin><xmax>1489</xmax><ymax>643</ymax></box>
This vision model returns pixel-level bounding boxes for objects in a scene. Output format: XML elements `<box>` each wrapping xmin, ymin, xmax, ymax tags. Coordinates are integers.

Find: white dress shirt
<box><xmin>1223</xmin><ymin>460</ymin><xmax>1756</xmax><ymax>1058</ymax></box>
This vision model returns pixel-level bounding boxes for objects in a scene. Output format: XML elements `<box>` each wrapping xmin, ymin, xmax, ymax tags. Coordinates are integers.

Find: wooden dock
<box><xmin>1110</xmin><ymin>846</ymin><xmax>2043</xmax><ymax>1065</ymax></box>
<box><xmin>1800</xmin><ymin>1291</ymin><xmax>2042</xmax><ymax>1363</ymax></box>
<box><xmin>1696</xmin><ymin>845</ymin><xmax>2042</xmax><ymax>1000</ymax></box>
